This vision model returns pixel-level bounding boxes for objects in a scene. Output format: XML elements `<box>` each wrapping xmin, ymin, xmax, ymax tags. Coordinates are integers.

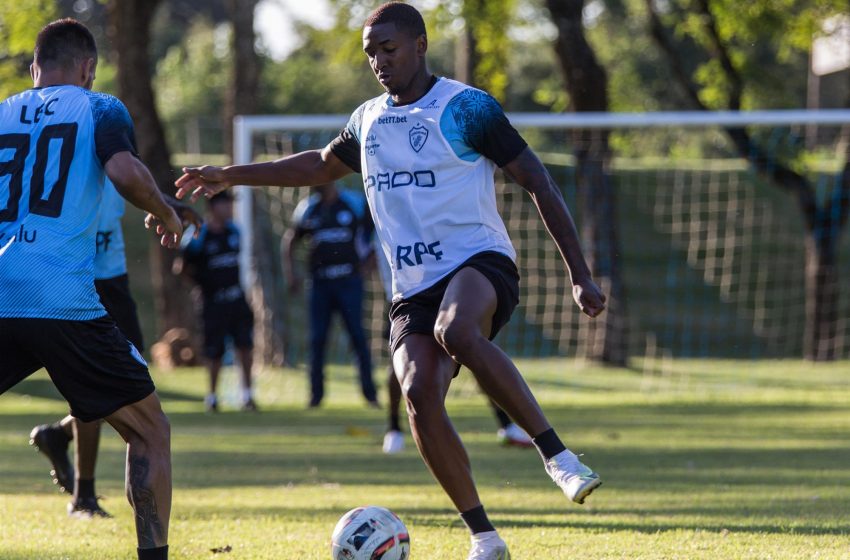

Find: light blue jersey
<box><xmin>94</xmin><ymin>180</ymin><xmax>127</xmax><ymax>280</ymax></box>
<box><xmin>0</xmin><ymin>85</ymin><xmax>138</xmax><ymax>319</ymax></box>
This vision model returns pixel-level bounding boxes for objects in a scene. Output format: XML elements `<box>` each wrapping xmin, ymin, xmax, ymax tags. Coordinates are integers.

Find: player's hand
<box><xmin>175</xmin><ymin>203</ymin><xmax>203</xmax><ymax>233</ymax></box>
<box><xmin>145</xmin><ymin>207</ymin><xmax>183</xmax><ymax>249</ymax></box>
<box><xmin>175</xmin><ymin>166</ymin><xmax>232</xmax><ymax>202</ymax></box>
<box><xmin>572</xmin><ymin>278</ymin><xmax>606</xmax><ymax>318</ymax></box>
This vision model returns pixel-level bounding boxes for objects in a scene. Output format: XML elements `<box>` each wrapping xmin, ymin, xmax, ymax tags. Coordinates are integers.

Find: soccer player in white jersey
<box><xmin>175</xmin><ymin>3</ymin><xmax>606</xmax><ymax>559</ymax></box>
<box><xmin>0</xmin><ymin>19</ymin><xmax>181</xmax><ymax>560</ymax></box>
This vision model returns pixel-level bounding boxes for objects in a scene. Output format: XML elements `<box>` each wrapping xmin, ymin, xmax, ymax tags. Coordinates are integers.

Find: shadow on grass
<box><xmin>2</xmin><ymin>396</ymin><xmax>850</xmax><ymax>549</ymax></box>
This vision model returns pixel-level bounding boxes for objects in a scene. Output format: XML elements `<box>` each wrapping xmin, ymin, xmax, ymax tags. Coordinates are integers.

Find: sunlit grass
<box><xmin>1</xmin><ymin>359</ymin><xmax>849</xmax><ymax>559</ymax></box>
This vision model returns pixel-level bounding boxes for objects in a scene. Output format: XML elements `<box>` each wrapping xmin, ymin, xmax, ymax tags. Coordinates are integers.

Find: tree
<box><xmin>107</xmin><ymin>0</ymin><xmax>199</xmax><ymax>362</ymax></box>
<box><xmin>0</xmin><ymin>0</ymin><xmax>56</xmax><ymax>99</ymax></box>
<box><xmin>545</xmin><ymin>0</ymin><xmax>629</xmax><ymax>365</ymax></box>
<box><xmin>645</xmin><ymin>0</ymin><xmax>849</xmax><ymax>360</ymax></box>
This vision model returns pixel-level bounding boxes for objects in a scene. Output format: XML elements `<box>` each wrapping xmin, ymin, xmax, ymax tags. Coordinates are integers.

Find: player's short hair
<box><xmin>34</xmin><ymin>18</ymin><xmax>97</xmax><ymax>69</ymax></box>
<box><xmin>364</xmin><ymin>2</ymin><xmax>427</xmax><ymax>39</ymax></box>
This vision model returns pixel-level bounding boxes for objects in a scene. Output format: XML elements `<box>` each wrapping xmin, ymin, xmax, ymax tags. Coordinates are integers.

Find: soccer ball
<box><xmin>330</xmin><ymin>505</ymin><xmax>410</xmax><ymax>560</ymax></box>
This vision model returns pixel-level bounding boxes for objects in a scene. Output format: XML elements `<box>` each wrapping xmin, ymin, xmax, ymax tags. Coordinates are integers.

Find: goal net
<box><xmin>233</xmin><ymin>111</ymin><xmax>850</xmax><ymax>369</ymax></box>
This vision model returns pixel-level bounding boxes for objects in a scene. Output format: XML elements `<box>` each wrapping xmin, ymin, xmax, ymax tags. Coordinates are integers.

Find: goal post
<box><xmin>233</xmin><ymin>110</ymin><xmax>850</xmax><ymax>368</ymax></box>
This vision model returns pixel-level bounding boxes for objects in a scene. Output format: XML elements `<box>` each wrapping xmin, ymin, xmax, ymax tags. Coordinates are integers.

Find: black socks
<box><xmin>75</xmin><ymin>478</ymin><xmax>95</xmax><ymax>502</ymax></box>
<box><xmin>532</xmin><ymin>428</ymin><xmax>567</xmax><ymax>461</ymax></box>
<box><xmin>460</xmin><ymin>505</ymin><xmax>496</xmax><ymax>534</ymax></box>
<box><xmin>138</xmin><ymin>545</ymin><xmax>168</xmax><ymax>560</ymax></box>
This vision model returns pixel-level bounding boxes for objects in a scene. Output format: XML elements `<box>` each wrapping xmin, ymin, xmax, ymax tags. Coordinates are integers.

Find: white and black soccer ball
<box><xmin>331</xmin><ymin>505</ymin><xmax>410</xmax><ymax>560</ymax></box>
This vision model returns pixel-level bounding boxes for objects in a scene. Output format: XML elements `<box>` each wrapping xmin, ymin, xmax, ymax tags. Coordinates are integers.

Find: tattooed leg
<box><xmin>106</xmin><ymin>393</ymin><xmax>172</xmax><ymax>549</ymax></box>
<box><xmin>127</xmin><ymin>454</ymin><xmax>166</xmax><ymax>547</ymax></box>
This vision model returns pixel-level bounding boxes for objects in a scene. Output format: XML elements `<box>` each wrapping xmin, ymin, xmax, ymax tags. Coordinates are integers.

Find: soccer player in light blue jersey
<box><xmin>176</xmin><ymin>3</ymin><xmax>607</xmax><ymax>559</ymax></box>
<box><xmin>30</xmin><ymin>180</ymin><xmax>201</xmax><ymax>519</ymax></box>
<box><xmin>0</xmin><ymin>19</ymin><xmax>181</xmax><ymax>560</ymax></box>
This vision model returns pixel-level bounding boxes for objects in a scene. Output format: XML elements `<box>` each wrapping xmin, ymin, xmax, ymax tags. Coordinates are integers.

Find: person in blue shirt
<box><xmin>0</xmin><ymin>19</ymin><xmax>182</xmax><ymax>560</ymax></box>
<box><xmin>30</xmin><ymin>182</ymin><xmax>200</xmax><ymax>519</ymax></box>
<box><xmin>178</xmin><ymin>191</ymin><xmax>257</xmax><ymax>412</ymax></box>
<box><xmin>282</xmin><ymin>182</ymin><xmax>378</xmax><ymax>408</ymax></box>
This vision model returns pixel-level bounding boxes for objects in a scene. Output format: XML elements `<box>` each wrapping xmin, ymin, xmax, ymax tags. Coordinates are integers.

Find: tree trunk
<box><xmin>804</xmin><ymin>230</ymin><xmax>839</xmax><ymax>361</ymax></box>
<box><xmin>223</xmin><ymin>0</ymin><xmax>261</xmax><ymax>159</ymax></box>
<box><xmin>455</xmin><ymin>9</ymin><xmax>477</xmax><ymax>85</ymax></box>
<box><xmin>107</xmin><ymin>0</ymin><xmax>200</xmax><ymax>363</ymax></box>
<box><xmin>545</xmin><ymin>0</ymin><xmax>629</xmax><ymax>365</ymax></box>
<box><xmin>223</xmin><ymin>0</ymin><xmax>287</xmax><ymax>366</ymax></box>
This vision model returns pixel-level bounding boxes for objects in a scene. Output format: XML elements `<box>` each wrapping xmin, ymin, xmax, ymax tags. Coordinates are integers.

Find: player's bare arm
<box><xmin>502</xmin><ymin>147</ymin><xmax>607</xmax><ymax>318</ymax></box>
<box><xmin>105</xmin><ymin>151</ymin><xmax>183</xmax><ymax>248</ymax></box>
<box><xmin>174</xmin><ymin>146</ymin><xmax>353</xmax><ymax>202</ymax></box>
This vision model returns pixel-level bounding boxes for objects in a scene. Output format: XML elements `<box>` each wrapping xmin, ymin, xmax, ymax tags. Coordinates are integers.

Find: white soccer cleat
<box><xmin>382</xmin><ymin>430</ymin><xmax>405</xmax><ymax>454</ymax></box>
<box><xmin>545</xmin><ymin>449</ymin><xmax>602</xmax><ymax>504</ymax></box>
<box><xmin>468</xmin><ymin>531</ymin><xmax>510</xmax><ymax>560</ymax></box>
<box><xmin>497</xmin><ymin>423</ymin><xmax>533</xmax><ymax>448</ymax></box>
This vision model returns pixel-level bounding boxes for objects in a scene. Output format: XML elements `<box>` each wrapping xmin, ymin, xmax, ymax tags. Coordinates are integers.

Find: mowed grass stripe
<box><xmin>1</xmin><ymin>359</ymin><xmax>848</xmax><ymax>559</ymax></box>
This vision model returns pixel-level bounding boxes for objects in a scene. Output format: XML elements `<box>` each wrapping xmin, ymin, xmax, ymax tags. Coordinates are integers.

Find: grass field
<box><xmin>1</xmin><ymin>359</ymin><xmax>849</xmax><ymax>559</ymax></box>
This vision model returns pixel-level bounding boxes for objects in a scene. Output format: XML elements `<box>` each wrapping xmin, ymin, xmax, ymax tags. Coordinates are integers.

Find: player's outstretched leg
<box><xmin>30</xmin><ymin>416</ymin><xmax>75</xmax><ymax>493</ymax></box>
<box><xmin>104</xmin><ymin>393</ymin><xmax>171</xmax><ymax>559</ymax></box>
<box><xmin>395</xmin><ymin>334</ymin><xmax>509</xmax><ymax>560</ymax></box>
<box><xmin>68</xmin><ymin>418</ymin><xmax>111</xmax><ymax>518</ymax></box>
<box><xmin>435</xmin><ymin>268</ymin><xmax>601</xmax><ymax>505</ymax></box>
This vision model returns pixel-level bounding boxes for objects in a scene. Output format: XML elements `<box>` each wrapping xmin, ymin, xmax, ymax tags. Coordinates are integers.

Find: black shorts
<box><xmin>95</xmin><ymin>273</ymin><xmax>144</xmax><ymax>351</ymax></box>
<box><xmin>0</xmin><ymin>316</ymin><xmax>155</xmax><ymax>422</ymax></box>
<box><xmin>388</xmin><ymin>251</ymin><xmax>520</xmax><ymax>357</ymax></box>
<box><xmin>202</xmin><ymin>299</ymin><xmax>254</xmax><ymax>359</ymax></box>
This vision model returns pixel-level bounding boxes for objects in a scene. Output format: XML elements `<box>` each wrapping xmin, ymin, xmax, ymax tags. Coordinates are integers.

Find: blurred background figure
<box><xmin>282</xmin><ymin>182</ymin><xmax>378</xmax><ymax>408</ymax></box>
<box><xmin>176</xmin><ymin>191</ymin><xmax>257</xmax><ymax>412</ymax></box>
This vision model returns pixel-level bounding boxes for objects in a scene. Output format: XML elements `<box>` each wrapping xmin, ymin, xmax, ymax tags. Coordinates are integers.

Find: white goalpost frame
<box><xmin>232</xmin><ymin>109</ymin><xmax>850</xmax><ymax>295</ymax></box>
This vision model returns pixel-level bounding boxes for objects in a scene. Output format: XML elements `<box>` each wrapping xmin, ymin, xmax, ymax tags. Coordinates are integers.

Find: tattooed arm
<box><xmin>502</xmin><ymin>147</ymin><xmax>607</xmax><ymax>318</ymax></box>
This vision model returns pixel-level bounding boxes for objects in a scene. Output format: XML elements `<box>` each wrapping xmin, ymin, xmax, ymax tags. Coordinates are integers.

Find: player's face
<box><xmin>210</xmin><ymin>200</ymin><xmax>233</xmax><ymax>222</ymax></box>
<box><xmin>362</xmin><ymin>23</ymin><xmax>425</xmax><ymax>97</ymax></box>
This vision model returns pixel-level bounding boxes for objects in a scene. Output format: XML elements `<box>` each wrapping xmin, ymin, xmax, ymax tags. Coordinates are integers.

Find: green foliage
<box><xmin>656</xmin><ymin>0</ymin><xmax>845</xmax><ymax>109</ymax></box>
<box><xmin>154</xmin><ymin>17</ymin><xmax>231</xmax><ymax>153</ymax></box>
<box><xmin>584</xmin><ymin>0</ymin><xmax>692</xmax><ymax>111</ymax></box>
<box><xmin>0</xmin><ymin>0</ymin><xmax>56</xmax><ymax>99</ymax></box>
<box><xmin>263</xmin><ymin>22</ymin><xmax>382</xmax><ymax>115</ymax></box>
<box><xmin>463</xmin><ymin>0</ymin><xmax>517</xmax><ymax>101</ymax></box>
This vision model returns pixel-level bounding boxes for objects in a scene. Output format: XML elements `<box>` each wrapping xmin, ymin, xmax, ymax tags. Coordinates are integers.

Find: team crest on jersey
<box><xmin>409</xmin><ymin>123</ymin><xmax>429</xmax><ymax>153</ymax></box>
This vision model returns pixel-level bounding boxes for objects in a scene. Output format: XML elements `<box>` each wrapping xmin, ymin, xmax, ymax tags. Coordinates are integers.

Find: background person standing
<box><xmin>283</xmin><ymin>182</ymin><xmax>378</xmax><ymax>408</ymax></box>
<box><xmin>178</xmin><ymin>191</ymin><xmax>257</xmax><ymax>412</ymax></box>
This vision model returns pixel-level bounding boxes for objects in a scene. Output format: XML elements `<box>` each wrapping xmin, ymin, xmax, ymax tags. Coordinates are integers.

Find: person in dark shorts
<box><xmin>282</xmin><ymin>182</ymin><xmax>378</xmax><ymax>408</ymax></box>
<box><xmin>30</xmin><ymin>181</ymin><xmax>200</xmax><ymax>519</ymax></box>
<box><xmin>175</xmin><ymin>4</ymin><xmax>607</xmax><ymax>558</ymax></box>
<box><xmin>178</xmin><ymin>191</ymin><xmax>257</xmax><ymax>412</ymax></box>
<box><xmin>1</xmin><ymin>18</ymin><xmax>182</xmax><ymax>560</ymax></box>
<box><xmin>374</xmin><ymin>240</ymin><xmax>531</xmax><ymax>454</ymax></box>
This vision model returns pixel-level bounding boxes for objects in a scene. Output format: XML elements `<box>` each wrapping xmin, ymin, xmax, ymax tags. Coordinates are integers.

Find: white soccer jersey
<box><xmin>352</xmin><ymin>78</ymin><xmax>521</xmax><ymax>301</ymax></box>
